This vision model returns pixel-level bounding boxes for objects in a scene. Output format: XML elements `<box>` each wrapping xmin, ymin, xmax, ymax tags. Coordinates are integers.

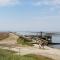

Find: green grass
<box><xmin>21</xmin><ymin>54</ymin><xmax>53</xmax><ymax>60</ymax></box>
<box><xmin>17</xmin><ymin>36</ymin><xmax>33</xmax><ymax>46</ymax></box>
<box><xmin>0</xmin><ymin>49</ymin><xmax>53</xmax><ymax>60</ymax></box>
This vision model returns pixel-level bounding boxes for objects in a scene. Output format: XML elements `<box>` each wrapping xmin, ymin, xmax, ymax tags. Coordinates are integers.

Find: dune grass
<box><xmin>0</xmin><ymin>48</ymin><xmax>53</xmax><ymax>60</ymax></box>
<box><xmin>21</xmin><ymin>54</ymin><xmax>53</xmax><ymax>60</ymax></box>
<box><xmin>17</xmin><ymin>36</ymin><xmax>33</xmax><ymax>46</ymax></box>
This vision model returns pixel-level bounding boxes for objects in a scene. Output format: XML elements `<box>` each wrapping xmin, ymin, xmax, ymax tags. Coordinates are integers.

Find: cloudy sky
<box><xmin>0</xmin><ymin>0</ymin><xmax>60</xmax><ymax>32</ymax></box>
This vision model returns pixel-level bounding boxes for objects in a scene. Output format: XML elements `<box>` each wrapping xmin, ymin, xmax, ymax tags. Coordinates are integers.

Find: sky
<box><xmin>0</xmin><ymin>0</ymin><xmax>60</xmax><ymax>32</ymax></box>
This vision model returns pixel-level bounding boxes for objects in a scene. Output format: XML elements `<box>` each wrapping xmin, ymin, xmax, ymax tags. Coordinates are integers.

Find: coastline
<box><xmin>0</xmin><ymin>33</ymin><xmax>60</xmax><ymax>60</ymax></box>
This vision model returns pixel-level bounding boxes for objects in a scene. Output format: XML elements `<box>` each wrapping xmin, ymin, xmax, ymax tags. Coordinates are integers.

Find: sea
<box><xmin>51</xmin><ymin>35</ymin><xmax>60</xmax><ymax>49</ymax></box>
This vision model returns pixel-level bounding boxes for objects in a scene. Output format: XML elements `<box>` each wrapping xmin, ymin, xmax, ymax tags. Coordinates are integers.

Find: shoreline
<box><xmin>48</xmin><ymin>44</ymin><xmax>60</xmax><ymax>49</ymax></box>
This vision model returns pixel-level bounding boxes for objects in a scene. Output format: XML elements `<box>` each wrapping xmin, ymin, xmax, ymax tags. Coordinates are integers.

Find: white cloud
<box><xmin>0</xmin><ymin>0</ymin><xmax>20</xmax><ymax>6</ymax></box>
<box><xmin>1</xmin><ymin>0</ymin><xmax>60</xmax><ymax>6</ymax></box>
<box><xmin>53</xmin><ymin>0</ymin><xmax>60</xmax><ymax>5</ymax></box>
<box><xmin>32</xmin><ymin>2</ymin><xmax>41</xmax><ymax>6</ymax></box>
<box><xmin>32</xmin><ymin>0</ymin><xmax>60</xmax><ymax>6</ymax></box>
<box><xmin>32</xmin><ymin>0</ymin><xmax>60</xmax><ymax>12</ymax></box>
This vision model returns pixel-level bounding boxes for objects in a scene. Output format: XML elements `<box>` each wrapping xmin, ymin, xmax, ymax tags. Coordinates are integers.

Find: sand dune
<box><xmin>0</xmin><ymin>33</ymin><xmax>60</xmax><ymax>60</ymax></box>
<box><xmin>0</xmin><ymin>33</ymin><xmax>19</xmax><ymax>44</ymax></box>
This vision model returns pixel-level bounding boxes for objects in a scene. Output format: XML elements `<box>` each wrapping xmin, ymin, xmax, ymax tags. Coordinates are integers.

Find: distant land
<box><xmin>15</xmin><ymin>31</ymin><xmax>60</xmax><ymax>36</ymax></box>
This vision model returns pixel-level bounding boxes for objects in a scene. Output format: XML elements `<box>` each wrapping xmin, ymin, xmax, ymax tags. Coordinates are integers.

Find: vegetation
<box><xmin>0</xmin><ymin>32</ymin><xmax>9</xmax><ymax>40</ymax></box>
<box><xmin>17</xmin><ymin>36</ymin><xmax>33</xmax><ymax>46</ymax></box>
<box><xmin>0</xmin><ymin>49</ymin><xmax>53</xmax><ymax>60</ymax></box>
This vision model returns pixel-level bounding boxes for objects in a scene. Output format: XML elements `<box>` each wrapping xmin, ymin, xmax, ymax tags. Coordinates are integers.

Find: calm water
<box><xmin>51</xmin><ymin>35</ymin><xmax>60</xmax><ymax>49</ymax></box>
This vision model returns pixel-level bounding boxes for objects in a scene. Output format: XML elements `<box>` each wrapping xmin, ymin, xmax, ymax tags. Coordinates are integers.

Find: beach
<box><xmin>0</xmin><ymin>33</ymin><xmax>60</xmax><ymax>60</ymax></box>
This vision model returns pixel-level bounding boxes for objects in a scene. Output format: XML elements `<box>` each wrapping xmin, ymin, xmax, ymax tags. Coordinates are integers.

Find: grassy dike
<box><xmin>17</xmin><ymin>36</ymin><xmax>33</xmax><ymax>46</ymax></box>
<box><xmin>0</xmin><ymin>49</ymin><xmax>53</xmax><ymax>60</ymax></box>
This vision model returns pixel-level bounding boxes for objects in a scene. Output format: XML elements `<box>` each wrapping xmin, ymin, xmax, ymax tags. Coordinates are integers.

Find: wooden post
<box><xmin>40</xmin><ymin>32</ymin><xmax>42</xmax><ymax>39</ymax></box>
